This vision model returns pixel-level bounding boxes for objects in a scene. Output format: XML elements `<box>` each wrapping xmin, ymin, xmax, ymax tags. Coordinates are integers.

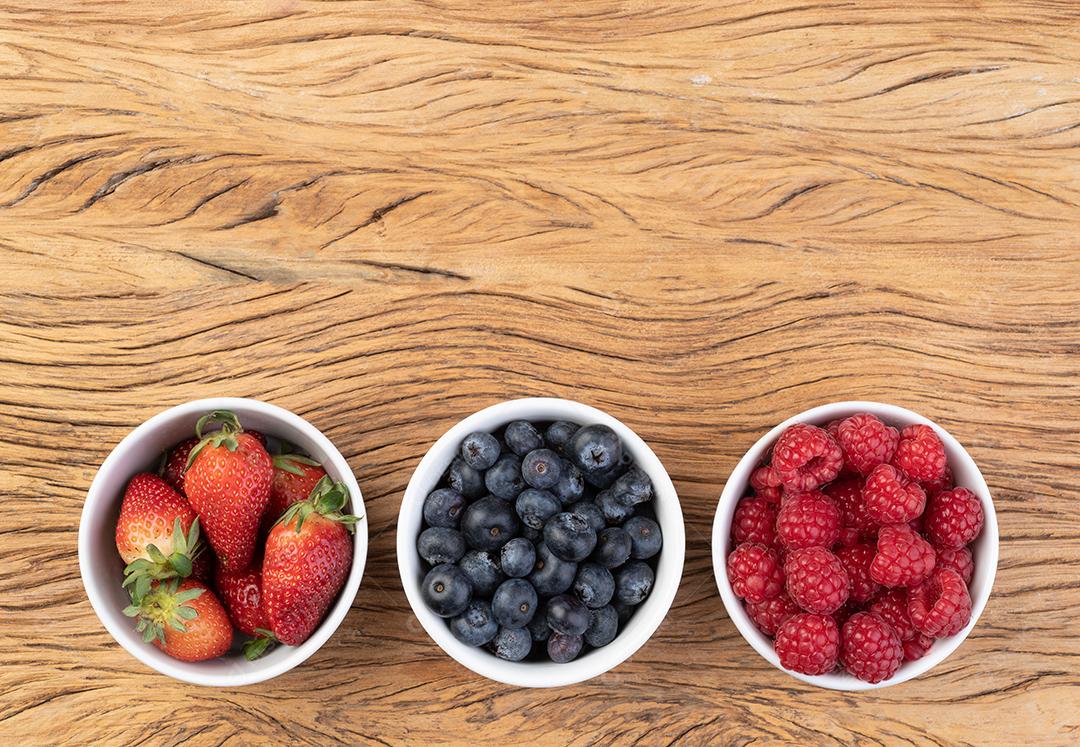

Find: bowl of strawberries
<box><xmin>712</xmin><ymin>401</ymin><xmax>997</xmax><ymax>690</ymax></box>
<box><xmin>79</xmin><ymin>398</ymin><xmax>367</xmax><ymax>686</ymax></box>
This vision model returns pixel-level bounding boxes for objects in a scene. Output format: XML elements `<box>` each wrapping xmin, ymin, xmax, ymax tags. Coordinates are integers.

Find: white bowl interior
<box><xmin>79</xmin><ymin>397</ymin><xmax>368</xmax><ymax>687</ymax></box>
<box><xmin>712</xmin><ymin>401</ymin><xmax>998</xmax><ymax>691</ymax></box>
<box><xmin>398</xmin><ymin>398</ymin><xmax>686</xmax><ymax>687</ymax></box>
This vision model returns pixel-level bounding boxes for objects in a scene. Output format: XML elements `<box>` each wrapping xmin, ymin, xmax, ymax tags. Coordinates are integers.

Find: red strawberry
<box><xmin>162</xmin><ymin>438</ymin><xmax>198</xmax><ymax>494</ymax></box>
<box><xmin>263</xmin><ymin>478</ymin><xmax>359</xmax><ymax>646</ymax></box>
<box><xmin>124</xmin><ymin>578</ymin><xmax>232</xmax><ymax>662</ymax></box>
<box><xmin>184</xmin><ymin>411</ymin><xmax>273</xmax><ymax>573</ymax></box>
<box><xmin>216</xmin><ymin>565</ymin><xmax>277</xmax><ymax>659</ymax></box>
<box><xmin>262</xmin><ymin>454</ymin><xmax>327</xmax><ymax>533</ymax></box>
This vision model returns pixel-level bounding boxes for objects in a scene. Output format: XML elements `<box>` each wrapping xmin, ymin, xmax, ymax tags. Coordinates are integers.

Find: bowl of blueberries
<box><xmin>397</xmin><ymin>398</ymin><xmax>685</xmax><ymax>687</ymax></box>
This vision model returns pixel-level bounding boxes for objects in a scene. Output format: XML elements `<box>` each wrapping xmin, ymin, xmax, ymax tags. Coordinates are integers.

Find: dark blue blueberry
<box><xmin>544</xmin><ymin>421</ymin><xmax>579</xmax><ymax>454</ymax></box>
<box><xmin>624</xmin><ymin>516</ymin><xmax>662</xmax><ymax>560</ymax></box>
<box><xmin>597</xmin><ymin>489</ymin><xmax>635</xmax><ymax>526</ymax></box>
<box><xmin>592</xmin><ymin>526</ymin><xmax>632</xmax><ymax>568</ymax></box>
<box><xmin>492</xmin><ymin>578</ymin><xmax>538</xmax><ymax>628</ymax></box>
<box><xmin>584</xmin><ymin>605</ymin><xmax>618</xmax><ymax>647</ymax></box>
<box><xmin>547</xmin><ymin>632</ymin><xmax>583</xmax><ymax>663</ymax></box>
<box><xmin>417</xmin><ymin>527</ymin><xmax>466</xmax><ymax>565</ymax></box>
<box><xmin>611</xmin><ymin>465</ymin><xmax>652</xmax><ymax>506</ymax></box>
<box><xmin>613</xmin><ymin>600</ymin><xmax>635</xmax><ymax>625</ymax></box>
<box><xmin>450</xmin><ymin>599</ymin><xmax>498</xmax><ymax>647</ymax></box>
<box><xmin>544</xmin><ymin>512</ymin><xmax>597</xmax><ymax>562</ymax></box>
<box><xmin>458</xmin><ymin>550</ymin><xmax>504</xmax><ymax>597</ymax></box>
<box><xmin>527</xmin><ymin>600</ymin><xmax>551</xmax><ymax>642</ymax></box>
<box><xmin>485</xmin><ymin>454</ymin><xmax>526</xmax><ymax>500</ymax></box>
<box><xmin>585</xmin><ymin>449</ymin><xmax>632</xmax><ymax>489</ymax></box>
<box><xmin>568</xmin><ymin>424</ymin><xmax>622</xmax><ymax>475</ymax></box>
<box><xmin>546</xmin><ymin>593</ymin><xmax>590</xmax><ymax>635</ymax></box>
<box><xmin>504</xmin><ymin>420</ymin><xmax>543</xmax><ymax>456</ymax></box>
<box><xmin>570</xmin><ymin>501</ymin><xmax>605</xmax><ymax>533</ymax></box>
<box><xmin>550</xmin><ymin>461</ymin><xmax>585</xmax><ymax>505</ymax></box>
<box><xmin>572</xmin><ymin>562</ymin><xmax>615</xmax><ymax>608</ymax></box>
<box><xmin>421</xmin><ymin>563</ymin><xmax>472</xmax><ymax>618</ymax></box>
<box><xmin>522</xmin><ymin>448</ymin><xmax>562</xmax><ymax>490</ymax></box>
<box><xmin>422</xmin><ymin>488</ymin><xmax>467</xmax><ymax>529</ymax></box>
<box><xmin>490</xmin><ymin>626</ymin><xmax>532</xmax><ymax>662</ymax></box>
<box><xmin>615</xmin><ymin>560</ymin><xmax>654</xmax><ymax>605</ymax></box>
<box><xmin>515</xmin><ymin>488</ymin><xmax>561</xmax><ymax>530</ymax></box>
<box><xmin>528</xmin><ymin>542</ymin><xmax>578</xmax><ymax>596</ymax></box>
<box><xmin>460</xmin><ymin>431</ymin><xmax>501</xmax><ymax>471</ymax></box>
<box><xmin>500</xmin><ymin>537</ymin><xmax>536</xmax><ymax>578</ymax></box>
<box><xmin>461</xmin><ymin>496</ymin><xmax>520</xmax><ymax>551</ymax></box>
<box><xmin>446</xmin><ymin>457</ymin><xmax>485</xmax><ymax>499</ymax></box>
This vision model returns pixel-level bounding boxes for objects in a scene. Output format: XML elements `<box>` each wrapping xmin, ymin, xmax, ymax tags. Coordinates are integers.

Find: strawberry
<box><xmin>184</xmin><ymin>410</ymin><xmax>273</xmax><ymax>573</ymax></box>
<box><xmin>263</xmin><ymin>477</ymin><xmax>359</xmax><ymax>646</ymax></box>
<box><xmin>124</xmin><ymin>578</ymin><xmax>233</xmax><ymax>662</ymax></box>
<box><xmin>215</xmin><ymin>565</ymin><xmax>277</xmax><ymax>660</ymax></box>
<box><xmin>262</xmin><ymin>454</ymin><xmax>326</xmax><ymax>533</ymax></box>
<box><xmin>161</xmin><ymin>438</ymin><xmax>198</xmax><ymax>494</ymax></box>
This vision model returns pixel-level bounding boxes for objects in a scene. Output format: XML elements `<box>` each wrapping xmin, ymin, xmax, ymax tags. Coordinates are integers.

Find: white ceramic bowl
<box><xmin>79</xmin><ymin>397</ymin><xmax>368</xmax><ymax>687</ymax></box>
<box><xmin>712</xmin><ymin>401</ymin><xmax>998</xmax><ymax>691</ymax></box>
<box><xmin>398</xmin><ymin>398</ymin><xmax>685</xmax><ymax>687</ymax></box>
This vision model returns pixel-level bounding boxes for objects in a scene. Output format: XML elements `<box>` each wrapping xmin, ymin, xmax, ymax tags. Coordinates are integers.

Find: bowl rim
<box><xmin>397</xmin><ymin>397</ymin><xmax>686</xmax><ymax>687</ymax></box>
<box><xmin>711</xmin><ymin>400</ymin><xmax>999</xmax><ymax>691</ymax></box>
<box><xmin>78</xmin><ymin>396</ymin><xmax>368</xmax><ymax>687</ymax></box>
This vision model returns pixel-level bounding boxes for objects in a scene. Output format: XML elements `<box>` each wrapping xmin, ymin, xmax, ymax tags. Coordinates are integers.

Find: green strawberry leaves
<box><xmin>123</xmin><ymin>517</ymin><xmax>203</xmax><ymax>600</ymax></box>
<box><xmin>186</xmin><ymin>410</ymin><xmax>244</xmax><ymax>468</ymax></box>
<box><xmin>124</xmin><ymin>577</ymin><xmax>204</xmax><ymax>647</ymax></box>
<box><xmin>275</xmin><ymin>476</ymin><xmax>362</xmax><ymax>535</ymax></box>
<box><xmin>272</xmin><ymin>453</ymin><xmax>321</xmax><ymax>477</ymax></box>
<box><xmin>242</xmin><ymin>629</ymin><xmax>278</xmax><ymax>661</ymax></box>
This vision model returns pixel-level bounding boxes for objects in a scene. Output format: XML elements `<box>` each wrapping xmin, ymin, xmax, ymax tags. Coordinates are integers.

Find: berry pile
<box><xmin>115</xmin><ymin>411</ymin><xmax>359</xmax><ymax>662</ymax></box>
<box><xmin>727</xmin><ymin>414</ymin><xmax>983</xmax><ymax>683</ymax></box>
<box><xmin>418</xmin><ymin>421</ymin><xmax>662</xmax><ymax>663</ymax></box>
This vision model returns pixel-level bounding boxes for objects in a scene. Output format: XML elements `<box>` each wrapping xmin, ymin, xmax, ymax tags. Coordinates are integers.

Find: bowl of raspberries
<box><xmin>79</xmin><ymin>398</ymin><xmax>367</xmax><ymax>686</ymax></box>
<box><xmin>712</xmin><ymin>401</ymin><xmax>997</xmax><ymax>690</ymax></box>
<box><xmin>398</xmin><ymin>398</ymin><xmax>685</xmax><ymax>687</ymax></box>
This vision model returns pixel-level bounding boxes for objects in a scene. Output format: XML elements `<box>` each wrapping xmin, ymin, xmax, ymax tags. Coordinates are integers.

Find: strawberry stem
<box><xmin>275</xmin><ymin>476</ymin><xmax>362</xmax><ymax>535</ymax></box>
<box><xmin>187</xmin><ymin>410</ymin><xmax>244</xmax><ymax>468</ymax></box>
<box><xmin>272</xmin><ymin>453</ymin><xmax>321</xmax><ymax>476</ymax></box>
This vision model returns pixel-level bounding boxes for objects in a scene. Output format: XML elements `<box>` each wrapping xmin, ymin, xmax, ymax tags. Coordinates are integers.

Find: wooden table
<box><xmin>2</xmin><ymin>1</ymin><xmax>1078</xmax><ymax>744</ymax></box>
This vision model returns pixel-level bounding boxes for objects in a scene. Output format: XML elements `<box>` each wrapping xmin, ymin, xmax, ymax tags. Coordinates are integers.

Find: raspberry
<box><xmin>936</xmin><ymin>545</ymin><xmax>974</xmax><ymax>586</ymax></box>
<box><xmin>835</xmin><ymin>543</ymin><xmax>882</xmax><ymax>603</ymax></box>
<box><xmin>772</xmin><ymin>424</ymin><xmax>843</xmax><ymax>492</ymax></box>
<box><xmin>869</xmin><ymin>589</ymin><xmax>916</xmax><ymax>641</ymax></box>
<box><xmin>727</xmin><ymin>542</ymin><xmax>784</xmax><ymax>603</ymax></box>
<box><xmin>832</xmin><ymin>600</ymin><xmax>860</xmax><ymax>630</ymax></box>
<box><xmin>825</xmin><ymin>474</ymin><xmax>877</xmax><ymax>537</ymax></box>
<box><xmin>776</xmin><ymin>491</ymin><xmax>841</xmax><ymax>550</ymax></box>
<box><xmin>841</xmin><ymin>612</ymin><xmax>903</xmax><ymax>683</ymax></box>
<box><xmin>750</xmin><ymin>465</ymin><xmax>783</xmax><ymax>503</ymax></box>
<box><xmin>925</xmin><ymin>488</ymin><xmax>984</xmax><ymax>550</ymax></box>
<box><xmin>863</xmin><ymin>464</ymin><xmax>926</xmax><ymax>525</ymax></box>
<box><xmin>870</xmin><ymin>524</ymin><xmax>936</xmax><ymax>588</ymax></box>
<box><xmin>921</xmin><ymin>465</ymin><xmax>954</xmax><ymax>499</ymax></box>
<box><xmin>784</xmin><ymin>547</ymin><xmax>850</xmax><ymax>615</ymax></box>
<box><xmin>836</xmin><ymin>413</ymin><xmax>899</xmax><ymax>476</ymax></box>
<box><xmin>732</xmin><ymin>497</ymin><xmax>779</xmax><ymax>547</ymax></box>
<box><xmin>746</xmin><ymin>592</ymin><xmax>800</xmax><ymax>636</ymax></box>
<box><xmin>903</xmin><ymin>633</ymin><xmax>933</xmax><ymax>662</ymax></box>
<box><xmin>908</xmin><ymin>568</ymin><xmax>971</xmax><ymax>637</ymax></box>
<box><xmin>774</xmin><ymin>613</ymin><xmax>839</xmax><ymax>676</ymax></box>
<box><xmin>892</xmin><ymin>424</ymin><xmax>947</xmax><ymax>483</ymax></box>
<box><xmin>825</xmin><ymin>418</ymin><xmax>842</xmax><ymax>441</ymax></box>
<box><xmin>837</xmin><ymin>527</ymin><xmax>862</xmax><ymax>547</ymax></box>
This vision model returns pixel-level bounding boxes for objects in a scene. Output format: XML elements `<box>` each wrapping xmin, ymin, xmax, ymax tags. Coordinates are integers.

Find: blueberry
<box><xmin>421</xmin><ymin>563</ymin><xmax>472</xmax><ymax>618</ymax></box>
<box><xmin>585</xmin><ymin>450</ymin><xmax>632</xmax><ymax>489</ymax></box>
<box><xmin>611</xmin><ymin>465</ymin><xmax>652</xmax><ymax>506</ymax></box>
<box><xmin>544</xmin><ymin>512</ymin><xmax>597</xmax><ymax>563</ymax></box>
<box><xmin>447</xmin><ymin>457</ymin><xmax>485</xmax><ymax>498</ymax></box>
<box><xmin>568</xmin><ymin>424</ymin><xmax>622</xmax><ymax>475</ymax></box>
<box><xmin>417</xmin><ymin>527</ymin><xmax>466</xmax><ymax>565</ymax></box>
<box><xmin>584</xmin><ymin>605</ymin><xmax>618</xmax><ymax>647</ymax></box>
<box><xmin>460</xmin><ymin>431</ymin><xmax>501</xmax><ymax>471</ymax></box>
<box><xmin>544</xmin><ymin>421</ymin><xmax>579</xmax><ymax>454</ymax></box>
<box><xmin>515</xmin><ymin>488</ymin><xmax>561</xmax><ymax>530</ymax></box>
<box><xmin>550</xmin><ymin>461</ymin><xmax>585</xmax><ymax>505</ymax></box>
<box><xmin>597</xmin><ymin>489</ymin><xmax>635</xmax><ymax>526</ymax></box>
<box><xmin>450</xmin><ymin>599</ymin><xmax>498</xmax><ymax>647</ymax></box>
<box><xmin>572</xmin><ymin>562</ymin><xmax>615</xmax><ymax>608</ymax></box>
<box><xmin>461</xmin><ymin>496</ymin><xmax>520</xmax><ymax>551</ymax></box>
<box><xmin>485</xmin><ymin>454</ymin><xmax>526</xmax><ymax>500</ymax></box>
<box><xmin>570</xmin><ymin>501</ymin><xmax>605</xmax><ymax>533</ymax></box>
<box><xmin>492</xmin><ymin>578</ymin><xmax>538</xmax><ymax>628</ymax></box>
<box><xmin>522</xmin><ymin>448</ymin><xmax>562</xmax><ymax>490</ymax></box>
<box><xmin>613</xmin><ymin>600</ymin><xmax>635</xmax><ymax>625</ymax></box>
<box><xmin>422</xmin><ymin>488</ymin><xmax>467</xmax><ymax>529</ymax></box>
<box><xmin>546</xmin><ymin>593</ymin><xmax>590</xmax><ymax>635</ymax></box>
<box><xmin>547</xmin><ymin>632</ymin><xmax>583</xmax><ymax>663</ymax></box>
<box><xmin>592</xmin><ymin>526</ymin><xmax>632</xmax><ymax>568</ymax></box>
<box><xmin>500</xmin><ymin>537</ymin><xmax>536</xmax><ymax>578</ymax></box>
<box><xmin>615</xmin><ymin>560</ymin><xmax>654</xmax><ymax>605</ymax></box>
<box><xmin>458</xmin><ymin>550</ymin><xmax>504</xmax><ymax>597</ymax></box>
<box><xmin>504</xmin><ymin>420</ymin><xmax>543</xmax><ymax>456</ymax></box>
<box><xmin>527</xmin><ymin>601</ymin><xmax>551</xmax><ymax>642</ymax></box>
<box><xmin>522</xmin><ymin>525</ymin><xmax>542</xmax><ymax>543</ymax></box>
<box><xmin>528</xmin><ymin>542</ymin><xmax>578</xmax><ymax>596</ymax></box>
<box><xmin>490</xmin><ymin>626</ymin><xmax>532</xmax><ymax>662</ymax></box>
<box><xmin>624</xmin><ymin>516</ymin><xmax>662</xmax><ymax>560</ymax></box>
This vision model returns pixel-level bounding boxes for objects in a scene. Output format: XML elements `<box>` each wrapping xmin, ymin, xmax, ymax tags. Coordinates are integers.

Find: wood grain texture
<box><xmin>1</xmin><ymin>1</ymin><xmax>1078</xmax><ymax>744</ymax></box>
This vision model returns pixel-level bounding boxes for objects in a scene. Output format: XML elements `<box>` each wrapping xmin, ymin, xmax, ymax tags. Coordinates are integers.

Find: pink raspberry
<box><xmin>750</xmin><ymin>465</ymin><xmax>783</xmax><ymax>503</ymax></box>
<box><xmin>841</xmin><ymin>612</ymin><xmax>903</xmax><ymax>684</ymax></box>
<box><xmin>772</xmin><ymin>424</ymin><xmax>843</xmax><ymax>492</ymax></box>
<box><xmin>870</xmin><ymin>524</ymin><xmax>936</xmax><ymax>588</ymax></box>
<box><xmin>774</xmin><ymin>613</ymin><xmax>839</xmax><ymax>676</ymax></box>
<box><xmin>903</xmin><ymin>633</ymin><xmax>934</xmax><ymax>662</ymax></box>
<box><xmin>925</xmin><ymin>488</ymin><xmax>984</xmax><ymax>550</ymax></box>
<box><xmin>836</xmin><ymin>413</ymin><xmax>899</xmax><ymax>475</ymax></box>
<box><xmin>869</xmin><ymin>589</ymin><xmax>916</xmax><ymax>642</ymax></box>
<box><xmin>732</xmin><ymin>497</ymin><xmax>779</xmax><ymax>547</ymax></box>
<box><xmin>727</xmin><ymin>542</ymin><xmax>784</xmax><ymax>603</ymax></box>
<box><xmin>935</xmin><ymin>546</ymin><xmax>974</xmax><ymax>586</ymax></box>
<box><xmin>746</xmin><ymin>593</ymin><xmax>801</xmax><ymax>637</ymax></box>
<box><xmin>775</xmin><ymin>491</ymin><xmax>841</xmax><ymax>550</ymax></box>
<box><xmin>784</xmin><ymin>547</ymin><xmax>850</xmax><ymax>615</ymax></box>
<box><xmin>825</xmin><ymin>474</ymin><xmax>877</xmax><ymax>538</ymax></box>
<box><xmin>921</xmin><ymin>465</ymin><xmax>954</xmax><ymax>499</ymax></box>
<box><xmin>892</xmin><ymin>424</ymin><xmax>947</xmax><ymax>483</ymax></box>
<box><xmin>908</xmin><ymin>568</ymin><xmax>971</xmax><ymax>637</ymax></box>
<box><xmin>863</xmin><ymin>464</ymin><xmax>927</xmax><ymax>525</ymax></box>
<box><xmin>835</xmin><ymin>543</ymin><xmax>882</xmax><ymax>603</ymax></box>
